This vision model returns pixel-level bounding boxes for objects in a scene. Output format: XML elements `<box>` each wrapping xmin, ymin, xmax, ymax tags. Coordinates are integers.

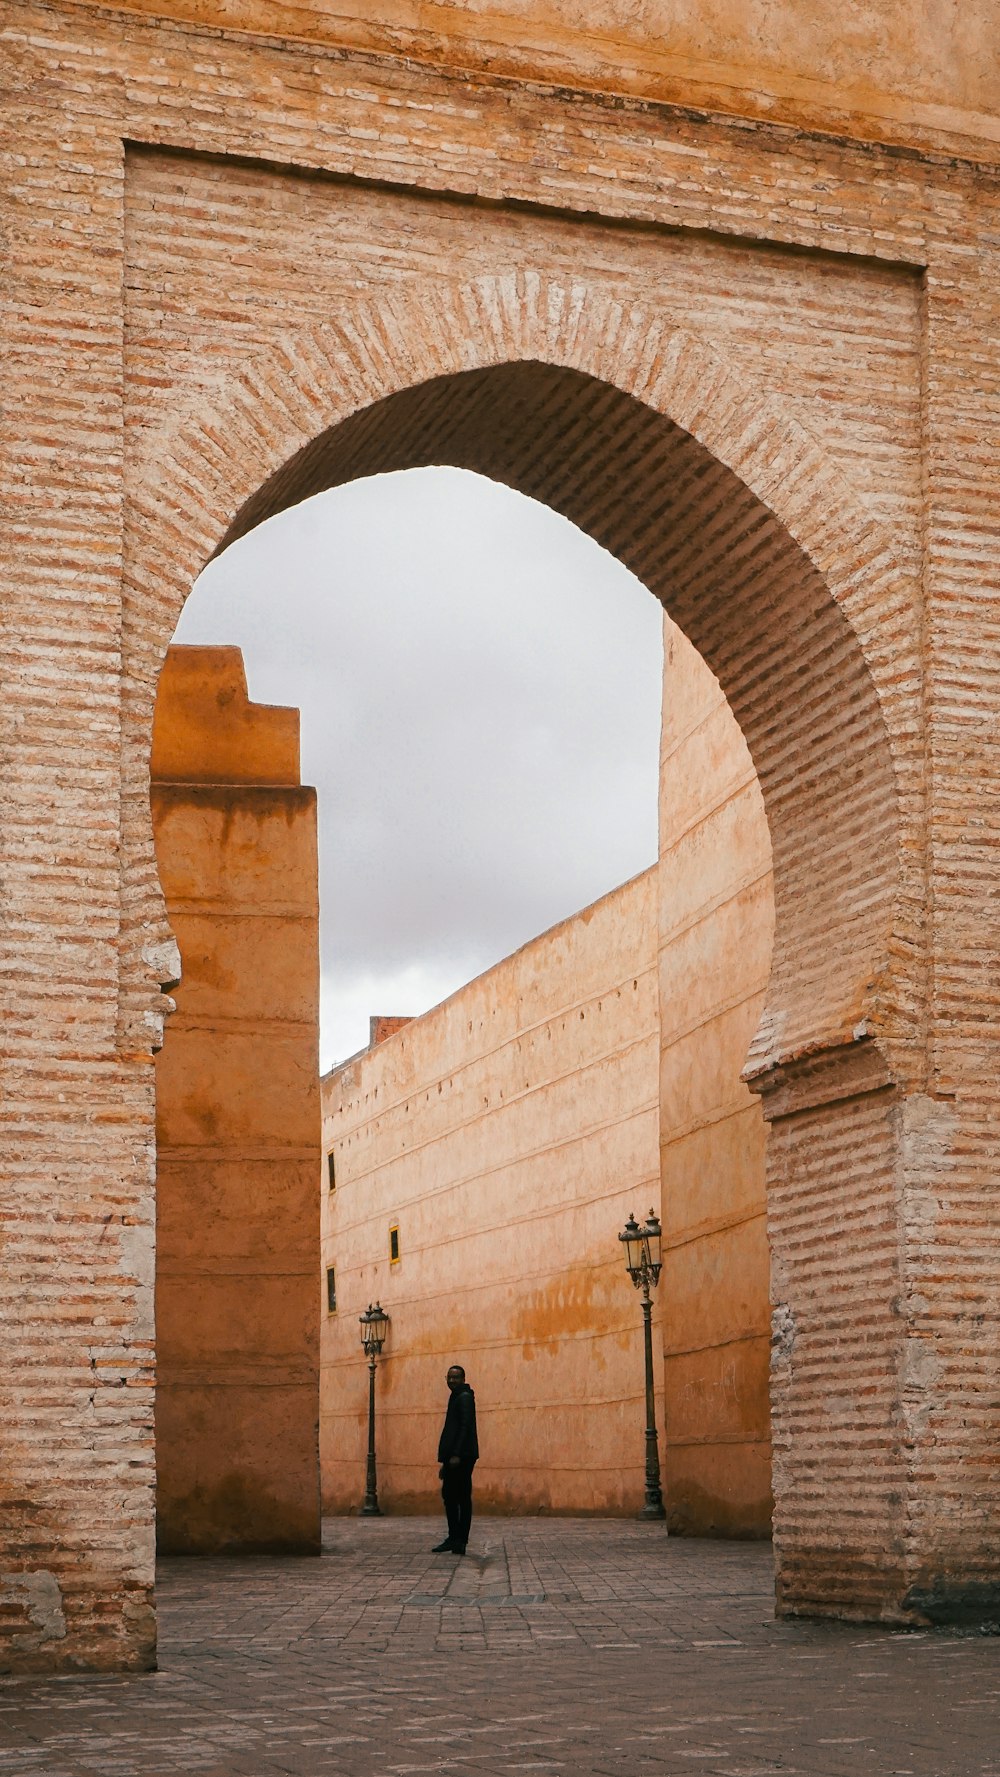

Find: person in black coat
<box><xmin>432</xmin><ymin>1365</ymin><xmax>479</xmax><ymax>1555</ymax></box>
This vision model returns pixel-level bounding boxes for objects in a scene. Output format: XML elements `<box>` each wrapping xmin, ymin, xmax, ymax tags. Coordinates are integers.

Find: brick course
<box><xmin>1</xmin><ymin>0</ymin><xmax>999</xmax><ymax>1669</ymax></box>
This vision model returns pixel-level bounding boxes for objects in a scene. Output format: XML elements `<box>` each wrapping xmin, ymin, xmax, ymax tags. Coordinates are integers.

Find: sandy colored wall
<box><xmin>64</xmin><ymin>0</ymin><xmax>1000</xmax><ymax>161</ymax></box>
<box><xmin>152</xmin><ymin>646</ymin><xmax>322</xmax><ymax>1554</ymax></box>
<box><xmin>658</xmin><ymin>619</ymin><xmax>775</xmax><ymax>1537</ymax></box>
<box><xmin>321</xmin><ymin>869</ymin><xmax>661</xmax><ymax>1517</ymax></box>
<box><xmin>5</xmin><ymin>0</ymin><xmax>1000</xmax><ymax>1669</ymax></box>
<box><xmin>321</xmin><ymin>620</ymin><xmax>775</xmax><ymax>1535</ymax></box>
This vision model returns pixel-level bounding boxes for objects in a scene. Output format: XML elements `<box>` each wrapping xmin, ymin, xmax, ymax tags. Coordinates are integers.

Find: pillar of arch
<box><xmin>124</xmin><ymin>271</ymin><xmax>923</xmax><ymax>1619</ymax></box>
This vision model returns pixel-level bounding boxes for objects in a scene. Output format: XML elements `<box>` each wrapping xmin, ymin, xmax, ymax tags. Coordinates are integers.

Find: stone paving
<box><xmin>1</xmin><ymin>1518</ymin><xmax>998</xmax><ymax>1776</ymax></box>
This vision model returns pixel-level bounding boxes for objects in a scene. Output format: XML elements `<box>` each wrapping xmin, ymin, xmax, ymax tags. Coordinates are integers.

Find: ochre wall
<box><xmin>321</xmin><ymin>623</ymin><xmax>776</xmax><ymax>1535</ymax></box>
<box><xmin>152</xmin><ymin>646</ymin><xmax>322</xmax><ymax>1554</ymax></box>
<box><xmin>5</xmin><ymin>0</ymin><xmax>1000</xmax><ymax>1670</ymax></box>
<box><xmin>658</xmin><ymin>619</ymin><xmax>774</xmax><ymax>1536</ymax></box>
<box><xmin>320</xmin><ymin>870</ymin><xmax>661</xmax><ymax>1516</ymax></box>
<box><xmin>63</xmin><ymin>0</ymin><xmax>1000</xmax><ymax>160</ymax></box>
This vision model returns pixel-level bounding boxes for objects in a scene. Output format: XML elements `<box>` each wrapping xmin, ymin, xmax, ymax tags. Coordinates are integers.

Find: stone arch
<box><xmin>122</xmin><ymin>271</ymin><xmax>909</xmax><ymax>1099</ymax></box>
<box><xmin>123</xmin><ymin>268</ymin><xmax>927</xmax><ymax>1618</ymax></box>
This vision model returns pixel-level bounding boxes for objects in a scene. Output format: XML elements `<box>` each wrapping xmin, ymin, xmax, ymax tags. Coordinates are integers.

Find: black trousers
<box><xmin>441</xmin><ymin>1461</ymin><xmax>475</xmax><ymax>1549</ymax></box>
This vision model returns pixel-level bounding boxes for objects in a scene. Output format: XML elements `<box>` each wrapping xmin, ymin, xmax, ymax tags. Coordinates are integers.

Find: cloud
<box><xmin>176</xmin><ymin>467</ymin><xmax>663</xmax><ymax>1068</ymax></box>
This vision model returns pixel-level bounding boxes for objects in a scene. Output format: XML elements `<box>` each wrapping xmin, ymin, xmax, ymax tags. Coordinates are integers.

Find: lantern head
<box><xmin>359</xmin><ymin>1301</ymin><xmax>390</xmax><ymax>1356</ymax></box>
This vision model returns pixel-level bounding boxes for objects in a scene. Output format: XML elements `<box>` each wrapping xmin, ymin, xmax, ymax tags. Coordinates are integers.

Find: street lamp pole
<box><xmin>619</xmin><ymin>1211</ymin><xmax>666</xmax><ymax>1522</ymax></box>
<box><xmin>358</xmin><ymin>1302</ymin><xmax>390</xmax><ymax>1517</ymax></box>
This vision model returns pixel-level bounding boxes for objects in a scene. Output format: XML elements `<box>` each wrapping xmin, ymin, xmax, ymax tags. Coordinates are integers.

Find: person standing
<box><xmin>432</xmin><ymin>1364</ymin><xmax>478</xmax><ymax>1555</ymax></box>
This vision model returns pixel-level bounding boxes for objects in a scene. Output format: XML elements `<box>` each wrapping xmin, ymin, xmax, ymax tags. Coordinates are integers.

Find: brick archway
<box><xmin>124</xmin><ymin>273</ymin><xmax>910</xmax><ymax>1064</ymax></box>
<box><xmin>125</xmin><ymin>270</ymin><xmax>914</xmax><ymax>1617</ymax></box>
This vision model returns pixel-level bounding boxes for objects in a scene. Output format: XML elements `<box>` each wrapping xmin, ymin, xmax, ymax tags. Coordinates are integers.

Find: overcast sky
<box><xmin>176</xmin><ymin>468</ymin><xmax>664</xmax><ymax>1071</ymax></box>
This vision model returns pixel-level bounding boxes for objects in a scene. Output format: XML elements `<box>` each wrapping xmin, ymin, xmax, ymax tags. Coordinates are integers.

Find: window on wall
<box><xmin>326</xmin><ymin>1266</ymin><xmax>337</xmax><ymax>1313</ymax></box>
<box><xmin>327</xmin><ymin>1151</ymin><xmax>336</xmax><ymax>1191</ymax></box>
<box><xmin>389</xmin><ymin>1226</ymin><xmax>400</xmax><ymax>1264</ymax></box>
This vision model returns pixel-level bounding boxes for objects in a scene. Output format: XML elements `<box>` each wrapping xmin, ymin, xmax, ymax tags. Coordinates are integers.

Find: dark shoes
<box><xmin>431</xmin><ymin>1539</ymin><xmax>453</xmax><ymax>1552</ymax></box>
<box><xmin>450</xmin><ymin>1545</ymin><xmax>466</xmax><ymax>1556</ymax></box>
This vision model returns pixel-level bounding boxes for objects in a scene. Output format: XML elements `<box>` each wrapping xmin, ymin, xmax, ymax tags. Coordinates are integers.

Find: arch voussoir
<box><xmin>123</xmin><ymin>269</ymin><xmax>912</xmax><ymax>1093</ymax></box>
<box><xmin>118</xmin><ymin>264</ymin><xmax>938</xmax><ymax>1629</ymax></box>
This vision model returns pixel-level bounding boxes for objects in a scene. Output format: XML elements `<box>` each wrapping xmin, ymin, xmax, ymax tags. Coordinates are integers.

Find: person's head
<box><xmin>446</xmin><ymin>1365</ymin><xmax>466</xmax><ymax>1393</ymax></box>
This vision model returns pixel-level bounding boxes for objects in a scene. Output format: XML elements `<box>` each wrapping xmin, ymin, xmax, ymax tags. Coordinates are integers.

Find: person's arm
<box><xmin>452</xmin><ymin>1390</ymin><xmax>476</xmax><ymax>1461</ymax></box>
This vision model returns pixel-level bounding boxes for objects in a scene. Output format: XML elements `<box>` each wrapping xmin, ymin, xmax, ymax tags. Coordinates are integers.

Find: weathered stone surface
<box><xmin>658</xmin><ymin>618</ymin><xmax>774</xmax><ymax>1538</ymax></box>
<box><xmin>0</xmin><ymin>0</ymin><xmax>998</xmax><ymax>1669</ymax></box>
<box><xmin>151</xmin><ymin>647</ymin><xmax>321</xmax><ymax>1557</ymax></box>
<box><xmin>5</xmin><ymin>1521</ymin><xmax>1000</xmax><ymax>1775</ymax></box>
<box><xmin>321</xmin><ymin>619</ymin><xmax>776</xmax><ymax>1538</ymax></box>
<box><xmin>61</xmin><ymin>0</ymin><xmax>1000</xmax><ymax>162</ymax></box>
<box><xmin>321</xmin><ymin>869</ymin><xmax>661</xmax><ymax>1517</ymax></box>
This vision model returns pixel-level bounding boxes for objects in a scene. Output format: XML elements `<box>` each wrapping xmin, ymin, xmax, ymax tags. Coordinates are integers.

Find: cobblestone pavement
<box><xmin>1</xmin><ymin>1518</ymin><xmax>998</xmax><ymax>1776</ymax></box>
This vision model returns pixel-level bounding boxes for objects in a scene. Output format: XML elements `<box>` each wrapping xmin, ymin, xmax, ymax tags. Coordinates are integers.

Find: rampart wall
<box><xmin>2</xmin><ymin>0</ymin><xmax>999</xmax><ymax>1669</ymax></box>
<box><xmin>658</xmin><ymin>622</ymin><xmax>773</xmax><ymax>1536</ymax></box>
<box><xmin>321</xmin><ymin>622</ymin><xmax>776</xmax><ymax>1533</ymax></box>
<box><xmin>63</xmin><ymin>0</ymin><xmax>1000</xmax><ymax>161</ymax></box>
<box><xmin>321</xmin><ymin>869</ymin><xmax>661</xmax><ymax>1517</ymax></box>
<box><xmin>152</xmin><ymin>647</ymin><xmax>322</xmax><ymax>1554</ymax></box>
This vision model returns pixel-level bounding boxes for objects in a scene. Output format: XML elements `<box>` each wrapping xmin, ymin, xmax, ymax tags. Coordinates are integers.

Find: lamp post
<box><xmin>619</xmin><ymin>1210</ymin><xmax>666</xmax><ymax>1522</ymax></box>
<box><xmin>358</xmin><ymin>1301</ymin><xmax>390</xmax><ymax>1517</ymax></box>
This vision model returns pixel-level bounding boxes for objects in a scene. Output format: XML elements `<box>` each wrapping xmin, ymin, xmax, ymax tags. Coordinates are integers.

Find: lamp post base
<box><xmin>359</xmin><ymin>1500</ymin><xmax>382</xmax><ymax>1517</ymax></box>
<box><xmin>638</xmin><ymin>1500</ymin><xmax>667</xmax><ymax>1522</ymax></box>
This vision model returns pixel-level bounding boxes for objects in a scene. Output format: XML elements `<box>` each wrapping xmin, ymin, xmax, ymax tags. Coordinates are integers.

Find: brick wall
<box><xmin>1</xmin><ymin>0</ymin><xmax>998</xmax><ymax>1667</ymax></box>
<box><xmin>61</xmin><ymin>0</ymin><xmax>1000</xmax><ymax>161</ymax></box>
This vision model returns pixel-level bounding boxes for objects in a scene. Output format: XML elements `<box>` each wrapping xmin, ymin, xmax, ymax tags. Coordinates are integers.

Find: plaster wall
<box><xmin>321</xmin><ymin>869</ymin><xmax>661</xmax><ymax>1517</ymax></box>
<box><xmin>322</xmin><ymin>623</ymin><xmax>775</xmax><ymax>1536</ymax></box>
<box><xmin>658</xmin><ymin>619</ymin><xmax>774</xmax><ymax>1537</ymax></box>
<box><xmin>152</xmin><ymin>646</ymin><xmax>322</xmax><ymax>1554</ymax></box>
<box><xmin>63</xmin><ymin>0</ymin><xmax>1000</xmax><ymax>161</ymax></box>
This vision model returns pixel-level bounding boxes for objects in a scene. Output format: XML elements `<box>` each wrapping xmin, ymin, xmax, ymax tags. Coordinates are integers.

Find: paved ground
<box><xmin>1</xmin><ymin>1518</ymin><xmax>998</xmax><ymax>1776</ymax></box>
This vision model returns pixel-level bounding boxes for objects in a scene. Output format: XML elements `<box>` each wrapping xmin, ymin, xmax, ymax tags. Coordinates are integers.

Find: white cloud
<box><xmin>177</xmin><ymin>467</ymin><xmax>663</xmax><ymax>1069</ymax></box>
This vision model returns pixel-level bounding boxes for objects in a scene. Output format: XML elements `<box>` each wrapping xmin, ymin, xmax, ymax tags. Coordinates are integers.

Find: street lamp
<box><xmin>619</xmin><ymin>1210</ymin><xmax>666</xmax><ymax>1522</ymax></box>
<box><xmin>358</xmin><ymin>1301</ymin><xmax>390</xmax><ymax>1517</ymax></box>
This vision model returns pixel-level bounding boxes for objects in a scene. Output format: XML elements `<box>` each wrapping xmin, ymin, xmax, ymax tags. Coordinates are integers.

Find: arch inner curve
<box><xmin>213</xmin><ymin>359</ymin><xmax>897</xmax><ymax>1081</ymax></box>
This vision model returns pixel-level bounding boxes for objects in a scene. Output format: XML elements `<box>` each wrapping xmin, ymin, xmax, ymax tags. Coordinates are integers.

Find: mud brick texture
<box><xmin>1</xmin><ymin>0</ymin><xmax>1000</xmax><ymax>1668</ymax></box>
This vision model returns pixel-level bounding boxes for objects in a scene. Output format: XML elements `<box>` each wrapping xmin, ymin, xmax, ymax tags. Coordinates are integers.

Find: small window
<box><xmin>326</xmin><ymin>1266</ymin><xmax>337</xmax><ymax>1313</ymax></box>
<box><xmin>389</xmin><ymin>1225</ymin><xmax>400</xmax><ymax>1265</ymax></box>
<box><xmin>327</xmin><ymin>1151</ymin><xmax>336</xmax><ymax>1192</ymax></box>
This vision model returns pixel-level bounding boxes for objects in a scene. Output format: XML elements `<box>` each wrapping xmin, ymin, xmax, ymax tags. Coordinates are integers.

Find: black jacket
<box><xmin>437</xmin><ymin>1383</ymin><xmax>479</xmax><ymax>1466</ymax></box>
